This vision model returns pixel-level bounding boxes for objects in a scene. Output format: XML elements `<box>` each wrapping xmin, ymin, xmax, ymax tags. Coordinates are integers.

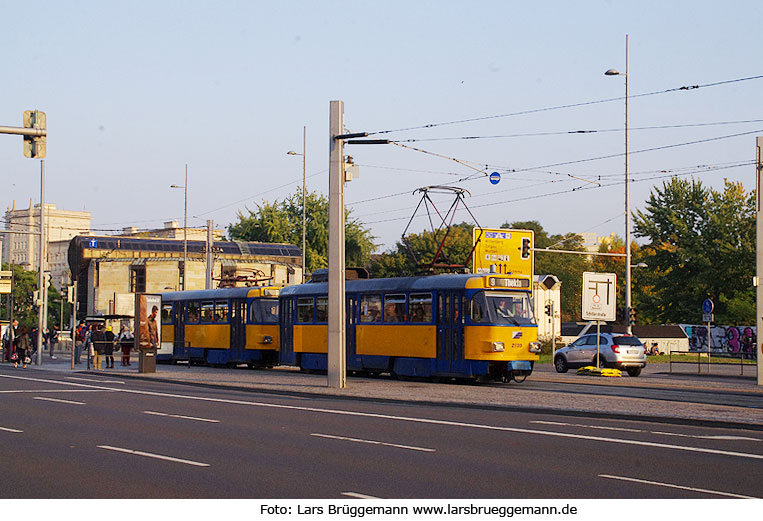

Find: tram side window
<box><xmin>201</xmin><ymin>300</ymin><xmax>214</xmax><ymax>323</ymax></box>
<box><xmin>161</xmin><ymin>304</ymin><xmax>173</xmax><ymax>325</ymax></box>
<box><xmin>359</xmin><ymin>294</ymin><xmax>382</xmax><ymax>323</ymax></box>
<box><xmin>250</xmin><ymin>299</ymin><xmax>279</xmax><ymax>324</ymax></box>
<box><xmin>384</xmin><ymin>294</ymin><xmax>406</xmax><ymax>323</ymax></box>
<box><xmin>215</xmin><ymin>300</ymin><xmax>229</xmax><ymax>323</ymax></box>
<box><xmin>297</xmin><ymin>297</ymin><xmax>314</xmax><ymax>323</ymax></box>
<box><xmin>470</xmin><ymin>294</ymin><xmax>485</xmax><ymax>323</ymax></box>
<box><xmin>315</xmin><ymin>297</ymin><xmax>328</xmax><ymax>323</ymax></box>
<box><xmin>409</xmin><ymin>293</ymin><xmax>432</xmax><ymax>322</ymax></box>
<box><xmin>187</xmin><ymin>301</ymin><xmax>200</xmax><ymax>323</ymax></box>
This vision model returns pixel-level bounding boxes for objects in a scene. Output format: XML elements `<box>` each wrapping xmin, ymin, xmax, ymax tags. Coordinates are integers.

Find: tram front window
<box><xmin>250</xmin><ymin>299</ymin><xmax>279</xmax><ymax>324</ymax></box>
<box><xmin>484</xmin><ymin>292</ymin><xmax>535</xmax><ymax>325</ymax></box>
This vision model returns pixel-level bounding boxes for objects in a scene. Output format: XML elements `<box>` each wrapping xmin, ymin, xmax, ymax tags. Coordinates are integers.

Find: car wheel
<box><xmin>554</xmin><ymin>356</ymin><xmax>568</xmax><ymax>373</ymax></box>
<box><xmin>626</xmin><ymin>367</ymin><xmax>642</xmax><ymax>377</ymax></box>
<box><xmin>594</xmin><ymin>356</ymin><xmax>607</xmax><ymax>368</ymax></box>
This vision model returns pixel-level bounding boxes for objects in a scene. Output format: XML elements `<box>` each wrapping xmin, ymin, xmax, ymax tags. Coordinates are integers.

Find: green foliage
<box><xmin>1</xmin><ymin>263</ymin><xmax>62</xmax><ymax>330</ymax></box>
<box><xmin>369</xmin><ymin>223</ymin><xmax>475</xmax><ymax>277</ymax></box>
<box><xmin>633</xmin><ymin>178</ymin><xmax>755</xmax><ymax>325</ymax></box>
<box><xmin>227</xmin><ymin>188</ymin><xmax>376</xmax><ymax>274</ymax></box>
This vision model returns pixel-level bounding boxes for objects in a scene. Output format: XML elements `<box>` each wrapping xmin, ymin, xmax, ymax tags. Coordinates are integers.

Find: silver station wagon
<box><xmin>554</xmin><ymin>332</ymin><xmax>647</xmax><ymax>377</ymax></box>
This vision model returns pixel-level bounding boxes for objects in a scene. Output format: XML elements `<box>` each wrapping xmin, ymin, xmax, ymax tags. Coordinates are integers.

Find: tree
<box><xmin>504</xmin><ymin>220</ymin><xmax>590</xmax><ymax>321</ymax></box>
<box><xmin>632</xmin><ymin>178</ymin><xmax>755</xmax><ymax>325</ymax></box>
<box><xmin>1</xmin><ymin>263</ymin><xmax>61</xmax><ymax>330</ymax></box>
<box><xmin>368</xmin><ymin>222</ymin><xmax>475</xmax><ymax>277</ymax></box>
<box><xmin>227</xmin><ymin>188</ymin><xmax>376</xmax><ymax>274</ymax></box>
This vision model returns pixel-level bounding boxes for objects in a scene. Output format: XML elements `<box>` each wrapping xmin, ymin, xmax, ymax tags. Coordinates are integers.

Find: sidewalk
<box><xmin>5</xmin><ymin>351</ymin><xmax>763</xmax><ymax>430</ymax></box>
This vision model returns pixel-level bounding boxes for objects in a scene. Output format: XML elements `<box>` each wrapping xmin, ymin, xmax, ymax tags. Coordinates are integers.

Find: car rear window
<box><xmin>613</xmin><ymin>336</ymin><xmax>643</xmax><ymax>346</ymax></box>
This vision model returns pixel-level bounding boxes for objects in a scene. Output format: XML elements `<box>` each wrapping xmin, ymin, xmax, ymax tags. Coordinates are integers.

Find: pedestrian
<box><xmin>117</xmin><ymin>324</ymin><xmax>134</xmax><ymax>366</ymax></box>
<box><xmin>2</xmin><ymin>319</ymin><xmax>18</xmax><ymax>363</ymax></box>
<box><xmin>14</xmin><ymin>325</ymin><xmax>31</xmax><ymax>368</ymax></box>
<box><xmin>74</xmin><ymin>321</ymin><xmax>87</xmax><ymax>365</ymax></box>
<box><xmin>104</xmin><ymin>326</ymin><xmax>115</xmax><ymax>369</ymax></box>
<box><xmin>91</xmin><ymin>324</ymin><xmax>104</xmax><ymax>371</ymax></box>
<box><xmin>49</xmin><ymin>329</ymin><xmax>58</xmax><ymax>360</ymax></box>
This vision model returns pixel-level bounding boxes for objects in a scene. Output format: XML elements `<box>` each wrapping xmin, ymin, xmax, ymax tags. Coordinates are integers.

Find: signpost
<box><xmin>472</xmin><ymin>228</ymin><xmax>533</xmax><ymax>277</ymax></box>
<box><xmin>582</xmin><ymin>272</ymin><xmax>617</xmax><ymax>367</ymax></box>
<box><xmin>701</xmin><ymin>298</ymin><xmax>714</xmax><ymax>373</ymax></box>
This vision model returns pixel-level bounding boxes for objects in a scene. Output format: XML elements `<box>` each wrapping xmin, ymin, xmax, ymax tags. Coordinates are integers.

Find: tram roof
<box><xmin>281</xmin><ymin>273</ymin><xmax>513</xmax><ymax>296</ymax></box>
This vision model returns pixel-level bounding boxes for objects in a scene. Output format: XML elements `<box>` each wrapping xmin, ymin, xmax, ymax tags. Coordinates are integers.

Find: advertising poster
<box><xmin>135</xmin><ymin>293</ymin><xmax>162</xmax><ymax>351</ymax></box>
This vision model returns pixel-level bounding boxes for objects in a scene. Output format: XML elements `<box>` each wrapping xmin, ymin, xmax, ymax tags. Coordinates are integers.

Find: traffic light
<box><xmin>544</xmin><ymin>303</ymin><xmax>552</xmax><ymax>316</ymax></box>
<box><xmin>67</xmin><ymin>284</ymin><xmax>75</xmax><ymax>304</ymax></box>
<box><xmin>520</xmin><ymin>237</ymin><xmax>531</xmax><ymax>259</ymax></box>
<box><xmin>23</xmin><ymin>110</ymin><xmax>46</xmax><ymax>159</ymax></box>
<box><xmin>629</xmin><ymin>308</ymin><xmax>636</xmax><ymax>326</ymax></box>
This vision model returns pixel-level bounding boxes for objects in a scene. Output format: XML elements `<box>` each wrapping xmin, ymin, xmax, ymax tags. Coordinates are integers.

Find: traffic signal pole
<box><xmin>756</xmin><ymin>137</ymin><xmax>762</xmax><ymax>387</ymax></box>
<box><xmin>36</xmin><ymin>160</ymin><xmax>46</xmax><ymax>366</ymax></box>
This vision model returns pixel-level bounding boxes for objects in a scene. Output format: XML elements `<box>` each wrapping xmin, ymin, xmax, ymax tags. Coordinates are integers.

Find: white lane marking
<box><xmin>33</xmin><ymin>397</ymin><xmax>86</xmax><ymax>405</ymax></box>
<box><xmin>342</xmin><ymin>492</ymin><xmax>382</xmax><ymax>499</ymax></box>
<box><xmin>66</xmin><ymin>377</ymin><xmax>125</xmax><ymax>385</ymax></box>
<box><xmin>531</xmin><ymin>421</ymin><xmax>761</xmax><ymax>442</ymax></box>
<box><xmin>651</xmin><ymin>431</ymin><xmax>760</xmax><ymax>442</ymax></box>
<box><xmin>144</xmin><ymin>411</ymin><xmax>219</xmax><ymax>423</ymax></box>
<box><xmin>531</xmin><ymin>421</ymin><xmax>642</xmax><ymax>433</ymax></box>
<box><xmin>97</xmin><ymin>445</ymin><xmax>210</xmax><ymax>467</ymax></box>
<box><xmin>4</xmin><ymin>373</ymin><xmax>763</xmax><ymax>461</ymax></box>
<box><xmin>599</xmin><ymin>474</ymin><xmax>760</xmax><ymax>499</ymax></box>
<box><xmin>0</xmin><ymin>426</ymin><xmax>23</xmax><ymax>433</ymax></box>
<box><xmin>312</xmin><ymin>433</ymin><xmax>435</xmax><ymax>452</ymax></box>
<box><xmin>0</xmin><ymin>389</ymin><xmax>107</xmax><ymax>393</ymax></box>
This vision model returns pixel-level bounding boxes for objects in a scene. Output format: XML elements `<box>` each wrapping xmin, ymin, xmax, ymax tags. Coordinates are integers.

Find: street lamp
<box><xmin>287</xmin><ymin>126</ymin><xmax>307</xmax><ymax>283</ymax></box>
<box><xmin>170</xmin><ymin>164</ymin><xmax>188</xmax><ymax>291</ymax></box>
<box><xmin>606</xmin><ymin>34</ymin><xmax>631</xmax><ymax>333</ymax></box>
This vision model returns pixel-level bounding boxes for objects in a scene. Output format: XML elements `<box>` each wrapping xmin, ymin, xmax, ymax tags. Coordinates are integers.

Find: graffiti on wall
<box><xmin>680</xmin><ymin>324</ymin><xmax>757</xmax><ymax>358</ymax></box>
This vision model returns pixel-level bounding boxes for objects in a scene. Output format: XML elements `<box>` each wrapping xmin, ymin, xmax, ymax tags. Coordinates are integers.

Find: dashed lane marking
<box><xmin>33</xmin><ymin>396</ymin><xmax>86</xmax><ymax>405</ymax></box>
<box><xmin>311</xmin><ymin>433</ymin><xmax>435</xmax><ymax>452</ymax></box>
<box><xmin>144</xmin><ymin>411</ymin><xmax>219</xmax><ymax>423</ymax></box>
<box><xmin>0</xmin><ymin>426</ymin><xmax>23</xmax><ymax>433</ymax></box>
<box><xmin>599</xmin><ymin>474</ymin><xmax>760</xmax><ymax>499</ymax></box>
<box><xmin>97</xmin><ymin>445</ymin><xmax>210</xmax><ymax>467</ymax></box>
<box><xmin>341</xmin><ymin>492</ymin><xmax>382</xmax><ymax>499</ymax></box>
<box><xmin>531</xmin><ymin>420</ymin><xmax>761</xmax><ymax>442</ymax></box>
<box><xmin>65</xmin><ymin>377</ymin><xmax>125</xmax><ymax>384</ymax></box>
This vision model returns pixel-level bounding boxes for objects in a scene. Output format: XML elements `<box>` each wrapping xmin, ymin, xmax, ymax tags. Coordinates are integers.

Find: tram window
<box><xmin>409</xmin><ymin>293</ymin><xmax>432</xmax><ymax>322</ymax></box>
<box><xmin>384</xmin><ymin>294</ymin><xmax>406</xmax><ymax>323</ymax></box>
<box><xmin>161</xmin><ymin>304</ymin><xmax>173</xmax><ymax>325</ymax></box>
<box><xmin>215</xmin><ymin>300</ymin><xmax>229</xmax><ymax>323</ymax></box>
<box><xmin>470</xmin><ymin>294</ymin><xmax>485</xmax><ymax>323</ymax></box>
<box><xmin>187</xmin><ymin>301</ymin><xmax>200</xmax><ymax>323</ymax></box>
<box><xmin>250</xmin><ymin>299</ymin><xmax>279</xmax><ymax>324</ymax></box>
<box><xmin>201</xmin><ymin>300</ymin><xmax>214</xmax><ymax>322</ymax></box>
<box><xmin>297</xmin><ymin>297</ymin><xmax>314</xmax><ymax>323</ymax></box>
<box><xmin>316</xmin><ymin>297</ymin><xmax>328</xmax><ymax>323</ymax></box>
<box><xmin>359</xmin><ymin>294</ymin><xmax>382</xmax><ymax>323</ymax></box>
<box><xmin>486</xmin><ymin>292</ymin><xmax>535</xmax><ymax>325</ymax></box>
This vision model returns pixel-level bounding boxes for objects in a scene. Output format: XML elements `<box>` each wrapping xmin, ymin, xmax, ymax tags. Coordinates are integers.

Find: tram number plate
<box><xmin>508</xmin><ymin>361</ymin><xmax>531</xmax><ymax>371</ymax></box>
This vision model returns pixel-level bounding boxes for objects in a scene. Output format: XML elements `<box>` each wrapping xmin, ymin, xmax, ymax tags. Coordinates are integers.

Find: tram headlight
<box><xmin>492</xmin><ymin>341</ymin><xmax>505</xmax><ymax>352</ymax></box>
<box><xmin>262</xmin><ymin>335</ymin><xmax>273</xmax><ymax>344</ymax></box>
<box><xmin>529</xmin><ymin>342</ymin><xmax>542</xmax><ymax>353</ymax></box>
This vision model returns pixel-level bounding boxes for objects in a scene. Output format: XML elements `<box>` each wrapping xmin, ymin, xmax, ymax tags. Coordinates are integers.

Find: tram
<box><xmin>159</xmin><ymin>286</ymin><xmax>281</xmax><ymax>366</ymax></box>
<box><xmin>279</xmin><ymin>272</ymin><xmax>541</xmax><ymax>382</ymax></box>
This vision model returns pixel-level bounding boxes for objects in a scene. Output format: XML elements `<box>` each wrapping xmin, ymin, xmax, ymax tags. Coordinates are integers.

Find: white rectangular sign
<box><xmin>582</xmin><ymin>272</ymin><xmax>617</xmax><ymax>322</ymax></box>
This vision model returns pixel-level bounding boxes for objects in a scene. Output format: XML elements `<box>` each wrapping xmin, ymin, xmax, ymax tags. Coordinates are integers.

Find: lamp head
<box><xmin>604</xmin><ymin>68</ymin><xmax>622</xmax><ymax>76</ymax></box>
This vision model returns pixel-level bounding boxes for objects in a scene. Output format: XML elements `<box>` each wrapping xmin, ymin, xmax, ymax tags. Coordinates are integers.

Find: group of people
<box><xmin>74</xmin><ymin>322</ymin><xmax>134</xmax><ymax>369</ymax></box>
<box><xmin>2</xmin><ymin>320</ymin><xmax>60</xmax><ymax>368</ymax></box>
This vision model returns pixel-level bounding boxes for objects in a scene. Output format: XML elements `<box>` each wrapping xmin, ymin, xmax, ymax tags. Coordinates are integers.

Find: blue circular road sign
<box><xmin>702</xmin><ymin>298</ymin><xmax>714</xmax><ymax>313</ymax></box>
<box><xmin>489</xmin><ymin>172</ymin><xmax>501</xmax><ymax>185</ymax></box>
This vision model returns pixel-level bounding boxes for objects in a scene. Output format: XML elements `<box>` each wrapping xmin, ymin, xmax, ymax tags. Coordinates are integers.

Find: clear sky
<box><xmin>2</xmin><ymin>0</ymin><xmax>761</xmax><ymax>251</ymax></box>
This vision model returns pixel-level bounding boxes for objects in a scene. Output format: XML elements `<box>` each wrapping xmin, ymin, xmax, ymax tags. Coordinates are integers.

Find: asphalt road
<box><xmin>1</xmin><ymin>367</ymin><xmax>762</xmax><ymax>499</ymax></box>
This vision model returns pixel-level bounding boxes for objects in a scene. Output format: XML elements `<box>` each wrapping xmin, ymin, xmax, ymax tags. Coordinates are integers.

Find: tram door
<box><xmin>230</xmin><ymin>299</ymin><xmax>247</xmax><ymax>361</ymax></box>
<box><xmin>437</xmin><ymin>291</ymin><xmax>464</xmax><ymax>374</ymax></box>
<box><xmin>173</xmin><ymin>303</ymin><xmax>187</xmax><ymax>360</ymax></box>
<box><xmin>346</xmin><ymin>296</ymin><xmax>361</xmax><ymax>370</ymax></box>
<box><xmin>279</xmin><ymin>298</ymin><xmax>296</xmax><ymax>365</ymax></box>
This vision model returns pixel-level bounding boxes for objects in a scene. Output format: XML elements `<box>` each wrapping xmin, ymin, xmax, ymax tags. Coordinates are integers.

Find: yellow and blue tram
<box><xmin>159</xmin><ymin>286</ymin><xmax>281</xmax><ymax>366</ymax></box>
<box><xmin>279</xmin><ymin>272</ymin><xmax>541</xmax><ymax>382</ymax></box>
